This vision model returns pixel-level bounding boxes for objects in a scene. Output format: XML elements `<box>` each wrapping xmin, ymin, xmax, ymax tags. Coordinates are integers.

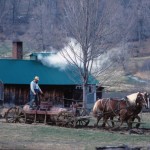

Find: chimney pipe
<box><xmin>12</xmin><ymin>41</ymin><xmax>23</xmax><ymax>59</ymax></box>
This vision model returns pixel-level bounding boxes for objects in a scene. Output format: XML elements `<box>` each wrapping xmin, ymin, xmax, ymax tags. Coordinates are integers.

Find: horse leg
<box><xmin>126</xmin><ymin>118</ymin><xmax>132</xmax><ymax>129</ymax></box>
<box><xmin>126</xmin><ymin>114</ymin><xmax>140</xmax><ymax>129</ymax></box>
<box><xmin>112</xmin><ymin>117</ymin><xmax>124</xmax><ymax>130</ymax></box>
<box><xmin>135</xmin><ymin>115</ymin><xmax>141</xmax><ymax>128</ymax></box>
<box><xmin>116</xmin><ymin>118</ymin><xmax>124</xmax><ymax>129</ymax></box>
<box><xmin>110</xmin><ymin>116</ymin><xmax>114</xmax><ymax>127</ymax></box>
<box><xmin>115</xmin><ymin>113</ymin><xmax>126</xmax><ymax>129</ymax></box>
<box><xmin>102</xmin><ymin>115</ymin><xmax>112</xmax><ymax>127</ymax></box>
<box><xmin>117</xmin><ymin>109</ymin><xmax>128</xmax><ymax>129</ymax></box>
<box><xmin>102</xmin><ymin>116</ymin><xmax>107</xmax><ymax>127</ymax></box>
<box><xmin>94</xmin><ymin>116</ymin><xmax>102</xmax><ymax>127</ymax></box>
<box><xmin>101</xmin><ymin>115</ymin><xmax>113</xmax><ymax>128</ymax></box>
<box><xmin>127</xmin><ymin>115</ymin><xmax>136</xmax><ymax>129</ymax></box>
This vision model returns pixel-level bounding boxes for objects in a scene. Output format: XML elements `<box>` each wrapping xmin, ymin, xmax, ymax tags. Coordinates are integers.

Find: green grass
<box><xmin>0</xmin><ymin>123</ymin><xmax>149</xmax><ymax>150</ymax></box>
<box><xmin>0</xmin><ymin>113</ymin><xmax>150</xmax><ymax>150</ymax></box>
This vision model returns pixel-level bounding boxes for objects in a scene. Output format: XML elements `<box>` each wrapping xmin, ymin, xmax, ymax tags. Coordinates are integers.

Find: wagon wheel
<box><xmin>56</xmin><ymin>111</ymin><xmax>75</xmax><ymax>128</ymax></box>
<box><xmin>74</xmin><ymin>108</ymin><xmax>90</xmax><ymax>127</ymax></box>
<box><xmin>76</xmin><ymin>118</ymin><xmax>90</xmax><ymax>127</ymax></box>
<box><xmin>5</xmin><ymin>106</ymin><xmax>26</xmax><ymax>123</ymax></box>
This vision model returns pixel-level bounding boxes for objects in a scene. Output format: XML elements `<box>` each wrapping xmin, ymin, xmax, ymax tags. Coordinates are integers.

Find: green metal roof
<box><xmin>0</xmin><ymin>59</ymin><xmax>98</xmax><ymax>85</ymax></box>
<box><xmin>30</xmin><ymin>52</ymin><xmax>56</xmax><ymax>57</ymax></box>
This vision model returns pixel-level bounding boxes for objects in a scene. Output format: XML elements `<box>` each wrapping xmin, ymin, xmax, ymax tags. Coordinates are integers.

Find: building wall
<box><xmin>4</xmin><ymin>85</ymin><xmax>30</xmax><ymax>105</ymax></box>
<box><xmin>3</xmin><ymin>84</ymin><xmax>80</xmax><ymax>107</ymax></box>
<box><xmin>2</xmin><ymin>84</ymin><xmax>103</xmax><ymax>108</ymax></box>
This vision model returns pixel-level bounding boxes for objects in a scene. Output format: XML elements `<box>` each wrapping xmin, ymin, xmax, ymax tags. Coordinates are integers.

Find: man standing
<box><xmin>29</xmin><ymin>76</ymin><xmax>43</xmax><ymax>109</ymax></box>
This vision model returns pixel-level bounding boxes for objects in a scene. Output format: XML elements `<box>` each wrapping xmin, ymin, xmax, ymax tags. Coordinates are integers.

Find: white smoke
<box><xmin>38</xmin><ymin>52</ymin><xmax>67</xmax><ymax>70</ymax></box>
<box><xmin>38</xmin><ymin>38</ymin><xmax>82</xmax><ymax>70</ymax></box>
<box><xmin>38</xmin><ymin>38</ymin><xmax>127</xmax><ymax>71</ymax></box>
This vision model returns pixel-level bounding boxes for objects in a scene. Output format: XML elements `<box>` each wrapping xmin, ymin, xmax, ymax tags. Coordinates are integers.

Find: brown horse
<box><xmin>93</xmin><ymin>92</ymin><xmax>149</xmax><ymax>129</ymax></box>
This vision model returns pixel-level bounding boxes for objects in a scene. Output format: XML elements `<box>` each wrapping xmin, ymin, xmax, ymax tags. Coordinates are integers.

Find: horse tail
<box><xmin>93</xmin><ymin>100</ymin><xmax>100</xmax><ymax>117</ymax></box>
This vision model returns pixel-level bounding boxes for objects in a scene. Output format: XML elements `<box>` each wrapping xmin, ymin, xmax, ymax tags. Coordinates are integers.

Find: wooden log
<box><xmin>96</xmin><ymin>145</ymin><xmax>142</xmax><ymax>150</ymax></box>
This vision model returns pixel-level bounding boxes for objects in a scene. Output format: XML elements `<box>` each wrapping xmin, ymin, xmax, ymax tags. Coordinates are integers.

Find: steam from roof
<box><xmin>37</xmin><ymin>52</ymin><xmax>67</xmax><ymax>70</ymax></box>
<box><xmin>37</xmin><ymin>38</ymin><xmax>128</xmax><ymax>72</ymax></box>
<box><xmin>38</xmin><ymin>38</ymin><xmax>82</xmax><ymax>70</ymax></box>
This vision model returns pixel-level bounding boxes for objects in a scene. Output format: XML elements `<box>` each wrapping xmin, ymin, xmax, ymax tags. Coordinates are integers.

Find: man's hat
<box><xmin>34</xmin><ymin>76</ymin><xmax>39</xmax><ymax>81</ymax></box>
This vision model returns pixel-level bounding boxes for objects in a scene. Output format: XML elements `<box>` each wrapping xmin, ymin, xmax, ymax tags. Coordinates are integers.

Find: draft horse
<box><xmin>93</xmin><ymin>92</ymin><xmax>149</xmax><ymax>129</ymax></box>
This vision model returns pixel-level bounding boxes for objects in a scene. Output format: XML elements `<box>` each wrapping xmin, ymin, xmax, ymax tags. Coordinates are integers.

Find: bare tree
<box><xmin>60</xmin><ymin>0</ymin><xmax>136</xmax><ymax>108</ymax></box>
<box><xmin>23</xmin><ymin>0</ymin><xmax>66</xmax><ymax>52</ymax></box>
<box><xmin>59</xmin><ymin>0</ymin><xmax>144</xmax><ymax>107</ymax></box>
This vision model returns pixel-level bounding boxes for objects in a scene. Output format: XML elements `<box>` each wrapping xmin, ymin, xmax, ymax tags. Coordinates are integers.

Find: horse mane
<box><xmin>126</xmin><ymin>92</ymin><xmax>140</xmax><ymax>105</ymax></box>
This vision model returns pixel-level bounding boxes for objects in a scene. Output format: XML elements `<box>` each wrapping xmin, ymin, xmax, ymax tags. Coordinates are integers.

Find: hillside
<box><xmin>105</xmin><ymin>54</ymin><xmax>150</xmax><ymax>92</ymax></box>
<box><xmin>0</xmin><ymin>0</ymin><xmax>150</xmax><ymax>52</ymax></box>
<box><xmin>97</xmin><ymin>39</ymin><xmax>150</xmax><ymax>92</ymax></box>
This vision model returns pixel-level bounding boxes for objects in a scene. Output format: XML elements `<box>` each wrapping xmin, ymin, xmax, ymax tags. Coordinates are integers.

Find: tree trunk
<box><xmin>82</xmin><ymin>83</ymin><xmax>87</xmax><ymax>109</ymax></box>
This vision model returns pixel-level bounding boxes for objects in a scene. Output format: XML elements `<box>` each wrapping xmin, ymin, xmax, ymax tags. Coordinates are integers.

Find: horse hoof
<box><xmin>101</xmin><ymin>124</ymin><xmax>106</xmax><ymax>127</ymax></box>
<box><xmin>94</xmin><ymin>124</ymin><xmax>97</xmax><ymax>127</ymax></box>
<box><xmin>112</xmin><ymin>126</ymin><xmax>119</xmax><ymax>131</ymax></box>
<box><xmin>136</xmin><ymin>123</ymin><xmax>140</xmax><ymax>128</ymax></box>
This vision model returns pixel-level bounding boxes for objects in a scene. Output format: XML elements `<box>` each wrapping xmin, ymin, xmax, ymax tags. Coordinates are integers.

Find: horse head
<box><xmin>141</xmin><ymin>92</ymin><xmax>150</xmax><ymax>109</ymax></box>
<box><xmin>136</xmin><ymin>92</ymin><xmax>150</xmax><ymax>109</ymax></box>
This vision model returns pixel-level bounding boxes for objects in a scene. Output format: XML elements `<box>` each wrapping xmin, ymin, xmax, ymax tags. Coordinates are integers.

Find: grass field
<box><xmin>0</xmin><ymin>113</ymin><xmax>150</xmax><ymax>150</ymax></box>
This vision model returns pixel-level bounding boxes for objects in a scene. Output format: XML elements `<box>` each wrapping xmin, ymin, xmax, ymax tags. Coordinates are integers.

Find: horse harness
<box><xmin>105</xmin><ymin>98</ymin><xmax>132</xmax><ymax>116</ymax></box>
<box><xmin>100</xmin><ymin>98</ymin><xmax>123</xmax><ymax>116</ymax></box>
<box><xmin>99</xmin><ymin>99</ymin><xmax>109</xmax><ymax>116</ymax></box>
<box><xmin>109</xmin><ymin>98</ymin><xmax>124</xmax><ymax>116</ymax></box>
